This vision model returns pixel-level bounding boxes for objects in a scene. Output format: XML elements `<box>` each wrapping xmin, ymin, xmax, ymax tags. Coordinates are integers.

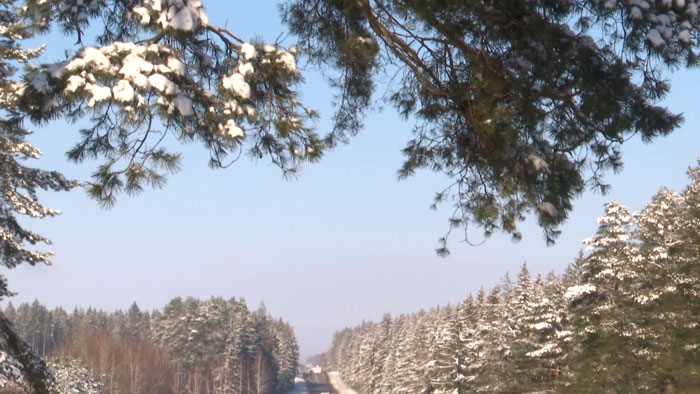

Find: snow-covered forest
<box><xmin>3</xmin><ymin>297</ymin><xmax>299</xmax><ymax>394</ymax></box>
<box><xmin>323</xmin><ymin>164</ymin><xmax>700</xmax><ymax>394</ymax></box>
<box><xmin>3</xmin><ymin>0</ymin><xmax>700</xmax><ymax>392</ymax></box>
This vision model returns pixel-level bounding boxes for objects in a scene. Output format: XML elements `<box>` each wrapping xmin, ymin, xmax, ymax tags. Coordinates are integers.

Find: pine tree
<box><xmin>508</xmin><ymin>265</ymin><xmax>540</xmax><ymax>392</ymax></box>
<box><xmin>48</xmin><ymin>359</ymin><xmax>103</xmax><ymax>394</ymax></box>
<box><xmin>404</xmin><ymin>312</ymin><xmax>433</xmax><ymax>393</ymax></box>
<box><xmin>0</xmin><ymin>5</ymin><xmax>77</xmax><ymax>383</ymax></box>
<box><xmin>283</xmin><ymin>0</ymin><xmax>684</xmax><ymax>250</ymax></box>
<box><xmin>0</xmin><ymin>0</ymin><xmax>79</xmax><ymax>296</ymax></box>
<box><xmin>0</xmin><ymin>1</ymin><xmax>310</xmax><ymax>386</ymax></box>
<box><xmin>17</xmin><ymin>0</ymin><xmax>322</xmax><ymax>210</ymax></box>
<box><xmin>377</xmin><ymin>315</ymin><xmax>402</xmax><ymax>393</ymax></box>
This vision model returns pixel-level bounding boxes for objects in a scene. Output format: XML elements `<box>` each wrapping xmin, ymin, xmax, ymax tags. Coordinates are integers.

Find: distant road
<box><xmin>302</xmin><ymin>372</ymin><xmax>337</xmax><ymax>394</ymax></box>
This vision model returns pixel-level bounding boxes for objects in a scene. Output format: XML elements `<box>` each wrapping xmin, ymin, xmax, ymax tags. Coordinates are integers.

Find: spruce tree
<box><xmin>565</xmin><ymin>202</ymin><xmax>649</xmax><ymax>392</ymax></box>
<box><xmin>423</xmin><ymin>308</ymin><xmax>460</xmax><ymax>394</ymax></box>
<box><xmin>634</xmin><ymin>187</ymin><xmax>687</xmax><ymax>391</ymax></box>
<box><xmin>663</xmin><ymin>163</ymin><xmax>700</xmax><ymax>391</ymax></box>
<box><xmin>510</xmin><ymin>270</ymin><xmax>568</xmax><ymax>393</ymax></box>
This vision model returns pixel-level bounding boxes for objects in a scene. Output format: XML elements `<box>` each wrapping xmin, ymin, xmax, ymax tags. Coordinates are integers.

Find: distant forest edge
<box><xmin>324</xmin><ymin>163</ymin><xmax>700</xmax><ymax>394</ymax></box>
<box><xmin>3</xmin><ymin>297</ymin><xmax>299</xmax><ymax>394</ymax></box>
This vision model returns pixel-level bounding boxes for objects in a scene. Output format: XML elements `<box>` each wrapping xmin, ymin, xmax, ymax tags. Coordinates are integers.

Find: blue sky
<box><xmin>5</xmin><ymin>1</ymin><xmax>700</xmax><ymax>359</ymax></box>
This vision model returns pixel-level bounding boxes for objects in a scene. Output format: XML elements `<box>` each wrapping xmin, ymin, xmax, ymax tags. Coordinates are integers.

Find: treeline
<box><xmin>325</xmin><ymin>164</ymin><xmax>700</xmax><ymax>393</ymax></box>
<box><xmin>4</xmin><ymin>297</ymin><xmax>299</xmax><ymax>394</ymax></box>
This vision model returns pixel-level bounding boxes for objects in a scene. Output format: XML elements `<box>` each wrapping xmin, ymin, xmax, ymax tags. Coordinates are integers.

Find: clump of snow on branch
<box><xmin>30</xmin><ymin>42</ymin><xmax>177</xmax><ymax>109</ymax></box>
<box><xmin>0</xmin><ymin>351</ymin><xmax>24</xmax><ymax>390</ymax></box>
<box><xmin>133</xmin><ymin>0</ymin><xmax>210</xmax><ymax>31</ymax></box>
<box><xmin>528</xmin><ymin>153</ymin><xmax>550</xmax><ymax>173</ymax></box>
<box><xmin>526</xmin><ymin>342</ymin><xmax>561</xmax><ymax>358</ymax></box>
<box><xmin>564</xmin><ymin>284</ymin><xmax>597</xmax><ymax>300</ymax></box>
<box><xmin>537</xmin><ymin>202</ymin><xmax>558</xmax><ymax>217</ymax></box>
<box><xmin>222</xmin><ymin>73</ymin><xmax>251</xmax><ymax>99</ymax></box>
<box><xmin>28</xmin><ymin>36</ymin><xmax>307</xmax><ymax>146</ymax></box>
<box><xmin>240</xmin><ymin>43</ymin><xmax>257</xmax><ymax>59</ymax></box>
<box><xmin>48</xmin><ymin>359</ymin><xmax>103</xmax><ymax>394</ymax></box>
<box><xmin>604</xmin><ymin>0</ymin><xmax>700</xmax><ymax>61</ymax></box>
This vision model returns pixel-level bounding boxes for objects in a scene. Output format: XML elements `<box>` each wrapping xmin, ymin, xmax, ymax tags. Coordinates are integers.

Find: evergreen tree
<box><xmin>271</xmin><ymin>321</ymin><xmax>298</xmax><ymax>394</ymax></box>
<box><xmin>402</xmin><ymin>312</ymin><xmax>432</xmax><ymax>393</ymax></box>
<box><xmin>660</xmin><ymin>164</ymin><xmax>700</xmax><ymax>391</ymax></box>
<box><xmin>565</xmin><ymin>202</ymin><xmax>650</xmax><ymax>392</ymax></box>
<box><xmin>322</xmin><ymin>165</ymin><xmax>700</xmax><ymax>393</ymax></box>
<box><xmin>424</xmin><ymin>308</ymin><xmax>461</xmax><ymax>394</ymax></box>
<box><xmin>283</xmin><ymin>0</ymin><xmax>684</xmax><ymax>251</ymax></box>
<box><xmin>48</xmin><ymin>359</ymin><xmax>103</xmax><ymax>394</ymax></box>
<box><xmin>475</xmin><ymin>287</ymin><xmax>514</xmax><ymax>393</ymax></box>
<box><xmin>633</xmin><ymin>187</ymin><xmax>687</xmax><ymax>391</ymax></box>
<box><xmin>380</xmin><ymin>315</ymin><xmax>410</xmax><ymax>393</ymax></box>
<box><xmin>18</xmin><ymin>0</ymin><xmax>321</xmax><ymax>211</ymax></box>
<box><xmin>0</xmin><ymin>0</ymin><xmax>79</xmax><ymax>297</ymax></box>
<box><xmin>509</xmin><ymin>270</ymin><xmax>568</xmax><ymax>392</ymax></box>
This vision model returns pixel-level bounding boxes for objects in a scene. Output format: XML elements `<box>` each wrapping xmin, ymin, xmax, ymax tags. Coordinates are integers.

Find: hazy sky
<box><xmin>5</xmin><ymin>2</ymin><xmax>700</xmax><ymax>359</ymax></box>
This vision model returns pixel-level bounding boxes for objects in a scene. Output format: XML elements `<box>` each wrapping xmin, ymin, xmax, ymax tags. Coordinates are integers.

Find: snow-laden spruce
<box><xmin>5</xmin><ymin>297</ymin><xmax>300</xmax><ymax>394</ymax></box>
<box><xmin>325</xmin><ymin>264</ymin><xmax>577</xmax><ymax>393</ymax></box>
<box><xmin>0</xmin><ymin>350</ymin><xmax>24</xmax><ymax>389</ymax></box>
<box><xmin>48</xmin><ymin>359</ymin><xmax>103</xmax><ymax>394</ymax></box>
<box><xmin>325</xmin><ymin>162</ymin><xmax>700</xmax><ymax>393</ymax></box>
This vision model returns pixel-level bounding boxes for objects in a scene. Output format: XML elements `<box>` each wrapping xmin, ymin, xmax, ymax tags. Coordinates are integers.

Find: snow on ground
<box><xmin>328</xmin><ymin>371</ymin><xmax>358</xmax><ymax>394</ymax></box>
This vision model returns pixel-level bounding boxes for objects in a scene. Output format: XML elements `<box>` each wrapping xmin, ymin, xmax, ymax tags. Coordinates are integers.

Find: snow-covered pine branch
<box><xmin>19</xmin><ymin>0</ymin><xmax>321</xmax><ymax>207</ymax></box>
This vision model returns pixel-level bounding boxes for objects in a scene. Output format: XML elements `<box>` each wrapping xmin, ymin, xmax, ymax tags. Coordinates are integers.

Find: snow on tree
<box><xmin>0</xmin><ymin>311</ymin><xmax>53</xmax><ymax>393</ymax></box>
<box><xmin>509</xmin><ymin>268</ymin><xmax>570</xmax><ymax>392</ymax></box>
<box><xmin>0</xmin><ymin>0</ymin><xmax>79</xmax><ymax>297</ymax></box>
<box><xmin>271</xmin><ymin>320</ymin><xmax>299</xmax><ymax>394</ymax></box>
<box><xmin>636</xmin><ymin>187</ymin><xmax>683</xmax><ymax>265</ymax></box>
<box><xmin>18</xmin><ymin>0</ymin><xmax>321</xmax><ymax>208</ymax></box>
<box><xmin>376</xmin><ymin>315</ymin><xmax>402</xmax><ymax>393</ymax></box>
<box><xmin>401</xmin><ymin>312</ymin><xmax>434</xmax><ymax>393</ymax></box>
<box><xmin>2</xmin><ymin>1</ymin><xmax>311</xmax><ymax>388</ymax></box>
<box><xmin>630</xmin><ymin>187</ymin><xmax>688</xmax><ymax>390</ymax></box>
<box><xmin>423</xmin><ymin>308</ymin><xmax>461</xmax><ymax>394</ymax></box>
<box><xmin>0</xmin><ymin>348</ymin><xmax>25</xmax><ymax>391</ymax></box>
<box><xmin>656</xmin><ymin>162</ymin><xmax>700</xmax><ymax>391</ymax></box>
<box><xmin>473</xmin><ymin>287</ymin><xmax>516</xmax><ymax>393</ymax></box>
<box><xmin>454</xmin><ymin>295</ymin><xmax>481</xmax><ymax>392</ymax></box>
<box><xmin>379</xmin><ymin>314</ymin><xmax>414</xmax><ymax>394</ymax></box>
<box><xmin>323</xmin><ymin>165</ymin><xmax>700</xmax><ymax>392</ymax></box>
<box><xmin>564</xmin><ymin>200</ymin><xmax>681</xmax><ymax>392</ymax></box>
<box><xmin>47</xmin><ymin>359</ymin><xmax>103</xmax><ymax>394</ymax></box>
